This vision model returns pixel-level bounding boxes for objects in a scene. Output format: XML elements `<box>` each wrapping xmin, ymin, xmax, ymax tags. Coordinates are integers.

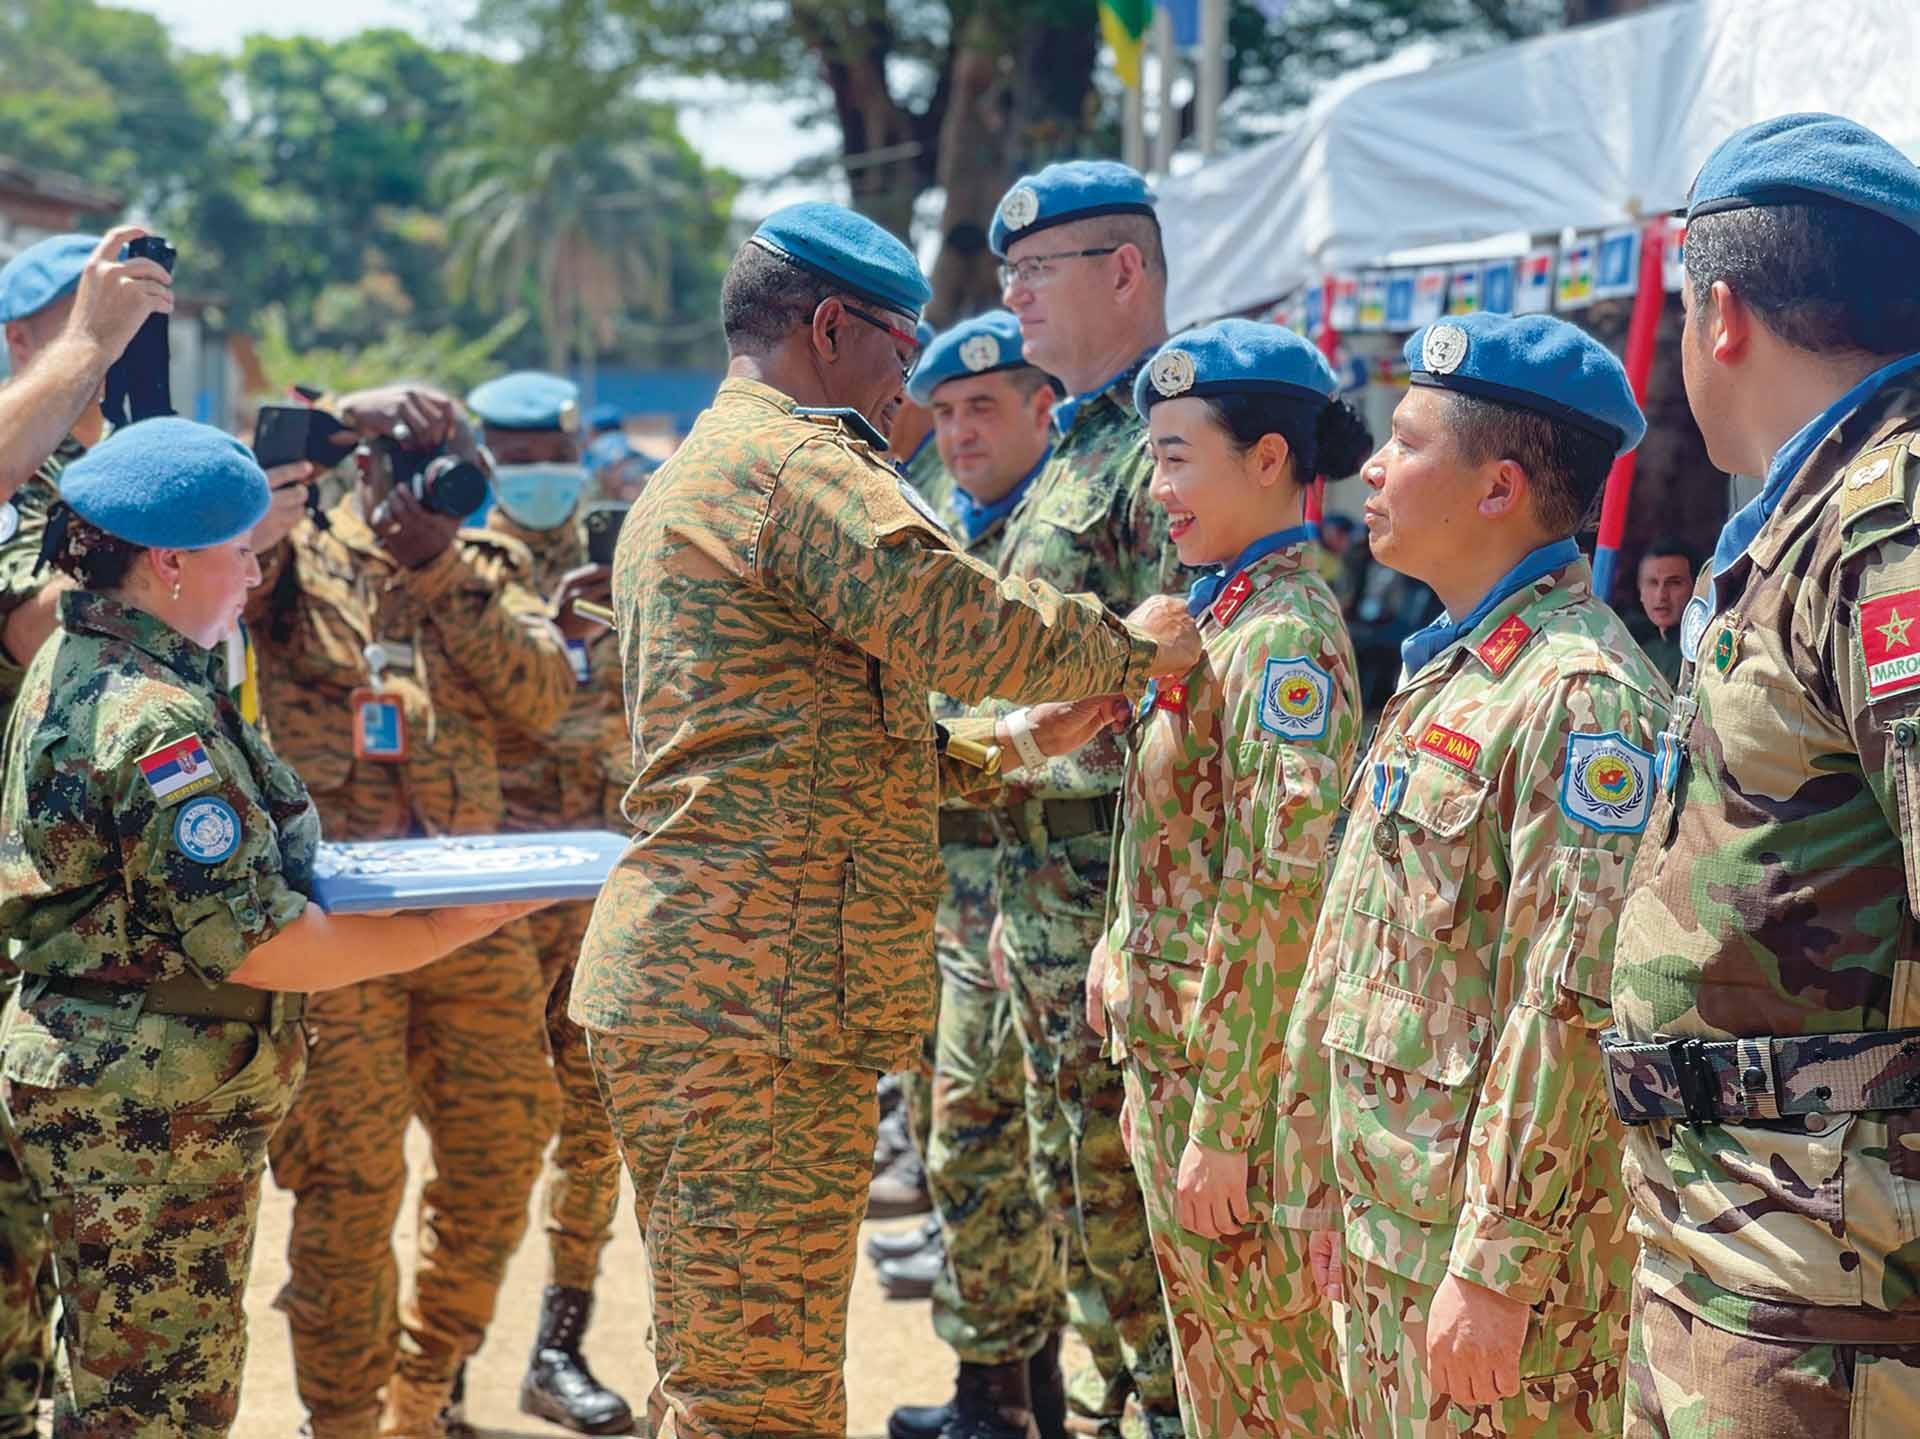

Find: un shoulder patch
<box><xmin>173</xmin><ymin>796</ymin><xmax>242</xmax><ymax>864</ymax></box>
<box><xmin>1560</xmin><ymin>731</ymin><xmax>1653</xmax><ymax>834</ymax></box>
<box><xmin>1258</xmin><ymin>656</ymin><xmax>1331</xmax><ymax>741</ymax></box>
<box><xmin>1679</xmin><ymin>595</ymin><xmax>1712</xmax><ymax>663</ymax></box>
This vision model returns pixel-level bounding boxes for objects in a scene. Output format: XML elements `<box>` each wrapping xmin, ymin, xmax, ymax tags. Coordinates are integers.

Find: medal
<box><xmin>1373</xmin><ymin>816</ymin><xmax>1400</xmax><ymax>859</ymax></box>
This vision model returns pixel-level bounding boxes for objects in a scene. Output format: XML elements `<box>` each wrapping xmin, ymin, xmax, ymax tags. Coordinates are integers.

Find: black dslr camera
<box><xmin>374</xmin><ymin>437</ymin><xmax>489</xmax><ymax>519</ymax></box>
<box><xmin>582</xmin><ymin>501</ymin><xmax>630</xmax><ymax>567</ymax></box>
<box><xmin>100</xmin><ymin>235</ymin><xmax>176</xmax><ymax>427</ymax></box>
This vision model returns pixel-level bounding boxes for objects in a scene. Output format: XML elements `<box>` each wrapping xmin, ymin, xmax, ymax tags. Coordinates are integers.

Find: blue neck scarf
<box><xmin>1187</xmin><ymin>524</ymin><xmax>1316</xmax><ymax>616</ymax></box>
<box><xmin>1399</xmin><ymin>537</ymin><xmax>1581</xmax><ymax>676</ymax></box>
<box><xmin>951</xmin><ymin>449</ymin><xmax>1048</xmax><ymax>546</ymax></box>
<box><xmin>1052</xmin><ymin>347</ymin><xmax>1157</xmax><ymax>437</ymax></box>
<box><xmin>1711</xmin><ymin>350</ymin><xmax>1920</xmax><ymax>578</ymax></box>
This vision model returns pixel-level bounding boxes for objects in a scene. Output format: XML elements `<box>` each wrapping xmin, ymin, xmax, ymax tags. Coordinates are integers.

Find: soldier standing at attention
<box><xmin>248</xmin><ymin>387</ymin><xmax>576</xmax><ymax>1439</ymax></box>
<box><xmin>466</xmin><ymin>371</ymin><xmax>632</xmax><ymax>1436</ymax></box>
<box><xmin>883</xmin><ymin>312</ymin><xmax>1077</xmax><ymax>1436</ymax></box>
<box><xmin>0</xmin><ymin>419</ymin><xmax>530</xmax><ymax>1437</ymax></box>
<box><xmin>1283</xmin><ymin>312</ymin><xmax>1668</xmax><ymax>1438</ymax></box>
<box><xmin>969</xmin><ymin>158</ymin><xmax>1187</xmax><ymax>1439</ymax></box>
<box><xmin>1087</xmin><ymin>319</ymin><xmax>1368</xmax><ymax>1438</ymax></box>
<box><xmin>569</xmin><ymin>201</ymin><xmax>1201</xmax><ymax>1438</ymax></box>
<box><xmin>1609</xmin><ymin>113</ymin><xmax>1920</xmax><ymax>1432</ymax></box>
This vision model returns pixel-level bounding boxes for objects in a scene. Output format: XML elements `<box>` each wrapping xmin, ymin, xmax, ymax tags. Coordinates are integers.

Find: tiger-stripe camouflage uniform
<box><xmin>1101</xmin><ymin>537</ymin><xmax>1359</xmax><ymax>1437</ymax></box>
<box><xmin>485</xmin><ymin>506</ymin><xmax>626</xmax><ymax>1303</ymax></box>
<box><xmin>570</xmin><ymin>372</ymin><xmax>1163</xmax><ymax>1436</ymax></box>
<box><xmin>976</xmin><ymin>359</ymin><xmax>1186</xmax><ymax>1433</ymax></box>
<box><xmin>1280</xmin><ymin>558</ymin><xmax>1667</xmax><ymax>1438</ymax></box>
<box><xmin>1612</xmin><ymin>356</ymin><xmax>1920</xmax><ymax>1418</ymax></box>
<box><xmin>249</xmin><ymin>498</ymin><xmax>573</xmax><ymax>1438</ymax></box>
<box><xmin>0</xmin><ymin>434</ymin><xmax>82</xmax><ymax>1438</ymax></box>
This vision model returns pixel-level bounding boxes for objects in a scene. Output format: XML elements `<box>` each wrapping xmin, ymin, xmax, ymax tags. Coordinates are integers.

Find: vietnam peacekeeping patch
<box><xmin>1560</xmin><ymin>730</ymin><xmax>1653</xmax><ymax>833</ymax></box>
<box><xmin>173</xmin><ymin>795</ymin><xmax>242</xmax><ymax>864</ymax></box>
<box><xmin>1258</xmin><ymin>656</ymin><xmax>1331</xmax><ymax>740</ymax></box>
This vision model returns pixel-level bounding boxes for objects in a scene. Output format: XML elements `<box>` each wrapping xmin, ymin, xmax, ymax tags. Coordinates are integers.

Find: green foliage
<box><xmin>252</xmin><ymin>304</ymin><xmax>531</xmax><ymax>399</ymax></box>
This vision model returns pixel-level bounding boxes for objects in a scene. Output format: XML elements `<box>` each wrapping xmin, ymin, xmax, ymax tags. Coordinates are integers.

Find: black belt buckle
<box><xmin>1668</xmin><ymin>1037</ymin><xmax>1720</xmax><ymax>1125</ymax></box>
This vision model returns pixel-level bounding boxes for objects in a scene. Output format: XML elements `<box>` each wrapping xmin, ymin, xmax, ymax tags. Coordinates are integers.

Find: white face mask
<box><xmin>491</xmin><ymin>462</ymin><xmax>590</xmax><ymax>530</ymax></box>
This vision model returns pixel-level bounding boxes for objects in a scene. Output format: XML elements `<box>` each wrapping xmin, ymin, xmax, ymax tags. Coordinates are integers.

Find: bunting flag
<box><xmin>1592</xmin><ymin>226</ymin><xmax>1640</xmax><ymax>301</ymax></box>
<box><xmin>1556</xmin><ymin>236</ymin><xmax>1597</xmax><ymax>309</ymax></box>
<box><xmin>1515</xmin><ymin>247</ymin><xmax>1556</xmax><ymax>313</ymax></box>
<box><xmin>1101</xmin><ymin>0</ymin><xmax>1155</xmax><ymax>88</ymax></box>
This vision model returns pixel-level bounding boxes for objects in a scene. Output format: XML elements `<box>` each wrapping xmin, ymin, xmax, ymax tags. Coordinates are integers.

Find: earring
<box><xmin>171</xmin><ymin>580</ymin><xmax>182</xmax><ymax>601</ymax></box>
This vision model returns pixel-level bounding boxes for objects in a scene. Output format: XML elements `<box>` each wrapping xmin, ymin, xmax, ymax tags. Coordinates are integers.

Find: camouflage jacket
<box><xmin>246</xmin><ymin>499</ymin><xmax>573</xmax><ymax>841</ymax></box>
<box><xmin>1278</xmin><ymin>559</ymin><xmax>1668</xmax><ymax>1308</ymax></box>
<box><xmin>568</xmin><ymin>377</ymin><xmax>1158</xmax><ymax>1071</ymax></box>
<box><xmin>969</xmin><ymin>362</ymin><xmax>1183</xmax><ymax>799</ymax></box>
<box><xmin>485</xmin><ymin>509</ymin><xmax>628</xmax><ymax>832</ymax></box>
<box><xmin>1100</xmin><ymin>542</ymin><xmax>1361</xmax><ymax>1154</ymax></box>
<box><xmin>0</xmin><ymin>591</ymin><xmax>317</xmax><ymax>988</ymax></box>
<box><xmin>0</xmin><ymin>434</ymin><xmax>83</xmax><ymax>741</ymax></box>
<box><xmin>1615</xmin><ymin>374</ymin><xmax>1920</xmax><ymax>1340</ymax></box>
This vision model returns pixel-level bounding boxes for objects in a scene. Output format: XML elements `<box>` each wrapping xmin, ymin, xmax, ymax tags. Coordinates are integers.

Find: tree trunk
<box><xmin>795</xmin><ymin>1</ymin><xmax>922</xmax><ymax>239</ymax></box>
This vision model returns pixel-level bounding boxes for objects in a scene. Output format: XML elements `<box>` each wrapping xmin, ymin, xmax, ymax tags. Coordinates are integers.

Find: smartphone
<box><xmin>583</xmin><ymin>501</ymin><xmax>630</xmax><ymax>567</ymax></box>
<box><xmin>253</xmin><ymin>405</ymin><xmax>354</xmax><ymax>470</ymax></box>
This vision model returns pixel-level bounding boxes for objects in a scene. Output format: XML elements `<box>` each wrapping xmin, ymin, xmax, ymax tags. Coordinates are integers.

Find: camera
<box><xmin>374</xmin><ymin>438</ymin><xmax>489</xmax><ymax>519</ymax></box>
<box><xmin>582</xmin><ymin>501</ymin><xmax>629</xmax><ymax>567</ymax></box>
<box><xmin>101</xmin><ymin>235</ymin><xmax>177</xmax><ymax>427</ymax></box>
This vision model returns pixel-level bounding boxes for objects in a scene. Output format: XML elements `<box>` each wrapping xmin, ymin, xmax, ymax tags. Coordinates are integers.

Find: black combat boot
<box><xmin>1026</xmin><ymin>1332</ymin><xmax>1068</xmax><ymax>1439</ymax></box>
<box><xmin>518</xmin><ymin>1286</ymin><xmax>635</xmax><ymax>1435</ymax></box>
<box><xmin>888</xmin><ymin>1360</ymin><xmax>1038</xmax><ymax>1439</ymax></box>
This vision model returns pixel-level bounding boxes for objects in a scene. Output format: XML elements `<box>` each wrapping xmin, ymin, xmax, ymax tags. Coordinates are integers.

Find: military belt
<box><xmin>1600</xmin><ymin>1027</ymin><xmax>1920</xmax><ymax>1126</ymax></box>
<box><xmin>987</xmin><ymin>795</ymin><xmax>1120</xmax><ymax>855</ymax></box>
<box><xmin>938</xmin><ymin>811</ymin><xmax>1004</xmax><ymax>849</ymax></box>
<box><xmin>37</xmin><ymin>973</ymin><xmax>305</xmax><ymax>1029</ymax></box>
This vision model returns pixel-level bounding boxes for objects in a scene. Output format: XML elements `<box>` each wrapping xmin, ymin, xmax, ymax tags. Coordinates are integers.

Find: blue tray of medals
<box><xmin>310</xmin><ymin>830</ymin><xmax>631</xmax><ymax>914</ymax></box>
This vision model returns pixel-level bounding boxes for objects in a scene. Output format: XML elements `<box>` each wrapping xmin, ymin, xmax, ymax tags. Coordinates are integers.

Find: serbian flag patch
<box><xmin>1859</xmin><ymin>589</ymin><xmax>1920</xmax><ymax>702</ymax></box>
<box><xmin>136</xmin><ymin>735</ymin><xmax>218</xmax><ymax>804</ymax></box>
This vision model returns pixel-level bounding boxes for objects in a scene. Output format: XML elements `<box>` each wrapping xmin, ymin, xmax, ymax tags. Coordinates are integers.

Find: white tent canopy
<box><xmin>1159</xmin><ymin>0</ymin><xmax>1920</xmax><ymax>329</ymax></box>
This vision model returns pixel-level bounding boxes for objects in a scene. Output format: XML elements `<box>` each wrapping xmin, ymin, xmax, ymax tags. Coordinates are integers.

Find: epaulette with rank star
<box><xmin>1210</xmin><ymin>571</ymin><xmax>1255</xmax><ymax>627</ymax></box>
<box><xmin>1475</xmin><ymin>613</ymin><xmax>1534</xmax><ymax>675</ymax></box>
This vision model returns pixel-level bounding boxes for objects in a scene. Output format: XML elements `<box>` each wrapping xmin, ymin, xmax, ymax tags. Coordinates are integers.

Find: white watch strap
<box><xmin>1004</xmin><ymin>707</ymin><xmax>1048</xmax><ymax>770</ymax></box>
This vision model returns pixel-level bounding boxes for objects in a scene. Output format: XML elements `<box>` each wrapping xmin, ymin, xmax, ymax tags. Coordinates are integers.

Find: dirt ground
<box><xmin>231</xmin><ymin>1120</ymin><xmax>960</xmax><ymax>1438</ymax></box>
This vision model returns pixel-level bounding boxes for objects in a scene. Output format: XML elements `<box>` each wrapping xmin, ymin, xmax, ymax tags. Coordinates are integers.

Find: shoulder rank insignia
<box><xmin>1211</xmin><ymin>571</ymin><xmax>1255</xmax><ymax>627</ymax></box>
<box><xmin>1839</xmin><ymin>440</ymin><xmax>1911</xmax><ymax>523</ymax></box>
<box><xmin>793</xmin><ymin>405</ymin><xmax>889</xmax><ymax>451</ymax></box>
<box><xmin>1475</xmin><ymin>613</ymin><xmax>1534</xmax><ymax>675</ymax></box>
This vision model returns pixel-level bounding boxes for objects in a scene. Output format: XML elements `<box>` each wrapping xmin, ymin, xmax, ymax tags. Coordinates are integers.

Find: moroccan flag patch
<box><xmin>1859</xmin><ymin>588</ymin><xmax>1920</xmax><ymax>701</ymax></box>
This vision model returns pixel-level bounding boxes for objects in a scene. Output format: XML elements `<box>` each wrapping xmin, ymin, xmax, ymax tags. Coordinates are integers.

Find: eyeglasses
<box><xmin>840</xmin><ymin>301</ymin><xmax>921</xmax><ymax>377</ymax></box>
<box><xmin>998</xmin><ymin>246</ymin><xmax>1121</xmax><ymax>291</ymax></box>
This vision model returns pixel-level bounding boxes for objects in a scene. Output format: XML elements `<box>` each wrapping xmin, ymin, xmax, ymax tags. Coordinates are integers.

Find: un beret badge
<box><xmin>959</xmin><ymin>334</ymin><xmax>1002</xmax><ymax>372</ymax></box>
<box><xmin>1149</xmin><ymin>349</ymin><xmax>1197</xmax><ymax>398</ymax></box>
<box><xmin>1421</xmin><ymin>324</ymin><xmax>1469</xmax><ymax>375</ymax></box>
<box><xmin>1001</xmin><ymin>186</ymin><xmax>1041</xmax><ymax>231</ymax></box>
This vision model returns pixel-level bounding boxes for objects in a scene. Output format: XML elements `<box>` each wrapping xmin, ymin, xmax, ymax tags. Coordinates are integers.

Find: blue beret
<box><xmin>584</xmin><ymin>431</ymin><xmax>643</xmax><ymax>475</ymax></box>
<box><xmin>1403</xmin><ymin>313</ymin><xmax>1646</xmax><ymax>456</ymax></box>
<box><xmin>1689</xmin><ymin>113</ymin><xmax>1920</xmax><ymax>236</ymax></box>
<box><xmin>907</xmin><ymin>311</ymin><xmax>1032</xmax><ymax>405</ymax></box>
<box><xmin>1134</xmin><ymin>318</ymin><xmax>1341</xmax><ymax>416</ymax></box>
<box><xmin>990</xmin><ymin>161</ymin><xmax>1156</xmax><ymax>259</ymax></box>
<box><xmin>915</xmin><ymin>319</ymin><xmax>935</xmax><ymax>350</ymax></box>
<box><xmin>62</xmin><ymin>418</ymin><xmax>270</xmax><ymax>549</ymax></box>
<box><xmin>749</xmin><ymin>202</ymin><xmax>930</xmax><ymax>320</ymax></box>
<box><xmin>0</xmin><ymin>233</ymin><xmax>98</xmax><ymax>323</ymax></box>
<box><xmin>589</xmin><ymin>403</ymin><xmax>622</xmax><ymax>432</ymax></box>
<box><xmin>467</xmin><ymin>370</ymin><xmax>580</xmax><ymax>431</ymax></box>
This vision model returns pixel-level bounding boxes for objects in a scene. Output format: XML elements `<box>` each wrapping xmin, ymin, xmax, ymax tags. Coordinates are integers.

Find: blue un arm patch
<box><xmin>1559</xmin><ymin>731</ymin><xmax>1653</xmax><ymax>833</ymax></box>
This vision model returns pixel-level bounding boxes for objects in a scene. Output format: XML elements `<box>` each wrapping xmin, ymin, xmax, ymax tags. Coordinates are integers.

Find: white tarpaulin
<box><xmin>1160</xmin><ymin>0</ymin><xmax>1920</xmax><ymax>328</ymax></box>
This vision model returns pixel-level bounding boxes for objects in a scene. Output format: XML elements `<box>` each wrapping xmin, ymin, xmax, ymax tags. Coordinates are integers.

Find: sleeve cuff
<box><xmin>1447</xmin><ymin>1199</ymin><xmax>1568</xmax><ymax>1306</ymax></box>
<box><xmin>178</xmin><ymin>876</ymin><xmax>309</xmax><ymax>984</ymax></box>
<box><xmin>398</xmin><ymin>543</ymin><xmax>468</xmax><ymax>603</ymax></box>
<box><xmin>1187</xmin><ymin>1088</ymin><xmax>1266</xmax><ymax>1153</ymax></box>
<box><xmin>1117</xmin><ymin>623</ymin><xmax>1160</xmax><ymax>701</ymax></box>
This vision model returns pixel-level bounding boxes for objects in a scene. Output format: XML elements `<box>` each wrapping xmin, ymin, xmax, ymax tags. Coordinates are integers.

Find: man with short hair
<box><xmin>570</xmin><ymin>202</ymin><xmax>1200</xmax><ymax>1437</ymax></box>
<box><xmin>1612</xmin><ymin>112</ymin><xmax>1920</xmax><ymax>1433</ymax></box>
<box><xmin>1284</xmin><ymin>312</ymin><xmax>1668</xmax><ymax>1437</ymax></box>
<box><xmin>934</xmin><ymin>160</ymin><xmax>1187</xmax><ymax>1439</ymax></box>
<box><xmin>1629</xmin><ymin>539</ymin><xmax>1693</xmax><ymax>687</ymax></box>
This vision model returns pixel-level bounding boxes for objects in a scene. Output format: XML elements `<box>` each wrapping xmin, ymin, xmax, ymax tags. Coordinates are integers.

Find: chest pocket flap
<box><xmin>1355</xmin><ymin>750</ymin><xmax>1490</xmax><ymax>939</ymax></box>
<box><xmin>1324</xmin><ymin>972</ymin><xmax>1490</xmax><ymax>1089</ymax></box>
<box><xmin>1035</xmin><ymin>469</ymin><xmax>1120</xmax><ymax>535</ymax></box>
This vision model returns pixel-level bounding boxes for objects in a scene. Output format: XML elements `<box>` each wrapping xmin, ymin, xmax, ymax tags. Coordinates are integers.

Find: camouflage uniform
<box><xmin>971</xmin><ymin>362</ymin><xmax>1185</xmax><ymax>1431</ymax></box>
<box><xmin>1279</xmin><ymin>558</ymin><xmax>1666</xmax><ymax>1437</ymax></box>
<box><xmin>249</xmin><ymin>499</ymin><xmax>573</xmax><ymax>1437</ymax></box>
<box><xmin>1100</xmin><ymin>539</ymin><xmax>1359</xmax><ymax>1437</ymax></box>
<box><xmin>0</xmin><ymin>590</ymin><xmax>318</xmax><ymax>1437</ymax></box>
<box><xmin>1612</xmin><ymin>375</ymin><xmax>1920</xmax><ymax>1434</ymax></box>
<box><xmin>569</xmin><ymin>377</ymin><xmax>1158</xmax><ymax>1435</ymax></box>
<box><xmin>485</xmin><ymin>507</ymin><xmax>626</xmax><ymax>1295</ymax></box>
<box><xmin>0</xmin><ymin>435</ymin><xmax>79</xmax><ymax>1437</ymax></box>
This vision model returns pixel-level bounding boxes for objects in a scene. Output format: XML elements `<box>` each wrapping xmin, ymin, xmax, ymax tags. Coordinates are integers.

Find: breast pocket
<box><xmin>1354</xmin><ymin>753</ymin><xmax>1490</xmax><ymax>940</ymax></box>
<box><xmin>1323</xmin><ymin>972</ymin><xmax>1491</xmax><ymax>1226</ymax></box>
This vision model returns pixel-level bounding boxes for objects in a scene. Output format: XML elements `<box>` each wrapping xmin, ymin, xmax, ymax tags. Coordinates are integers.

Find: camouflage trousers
<box><xmin>1624</xmin><ymin>1278</ymin><xmax>1920</xmax><ymax>1436</ymax></box>
<box><xmin>3</xmin><ymin>1015</ymin><xmax>306</xmax><ymax>1437</ymax></box>
<box><xmin>1000</xmin><ymin>829</ymin><xmax>1181</xmax><ymax>1434</ymax></box>
<box><xmin>269</xmin><ymin>922</ymin><xmax>555</xmax><ymax>1437</ymax></box>
<box><xmin>0</xmin><ymin>1113</ymin><xmax>50</xmax><ymax>1438</ymax></box>
<box><xmin>531</xmin><ymin>901</ymin><xmax>622</xmax><ymax>1291</ymax></box>
<box><xmin>1339</xmin><ymin>1253</ymin><xmax>1625</xmax><ymax>1438</ymax></box>
<box><xmin>587</xmin><ymin>1032</ymin><xmax>871</xmax><ymax>1438</ymax></box>
<box><xmin>1122</xmin><ymin>1064</ymin><xmax>1346</xmax><ymax>1438</ymax></box>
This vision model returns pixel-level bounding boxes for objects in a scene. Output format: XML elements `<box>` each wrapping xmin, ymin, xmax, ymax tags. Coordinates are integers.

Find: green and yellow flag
<box><xmin>1100</xmin><ymin>0</ymin><xmax>1154</xmax><ymax>89</ymax></box>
